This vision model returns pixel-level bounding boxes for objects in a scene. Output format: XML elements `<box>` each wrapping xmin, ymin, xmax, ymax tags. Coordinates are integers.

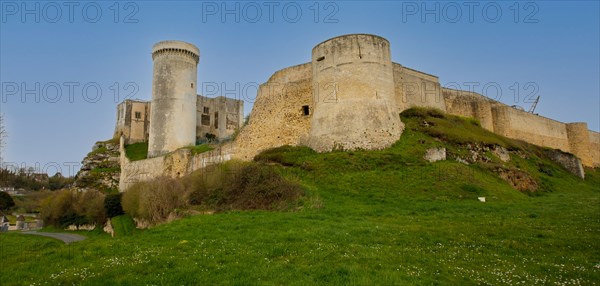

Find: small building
<box><xmin>114</xmin><ymin>96</ymin><xmax>243</xmax><ymax>145</ymax></box>
<box><xmin>197</xmin><ymin>96</ymin><xmax>244</xmax><ymax>142</ymax></box>
<box><xmin>114</xmin><ymin>99</ymin><xmax>151</xmax><ymax>144</ymax></box>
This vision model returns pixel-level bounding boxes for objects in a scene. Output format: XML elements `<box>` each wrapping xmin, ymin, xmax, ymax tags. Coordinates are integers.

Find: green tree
<box><xmin>0</xmin><ymin>191</ymin><xmax>15</xmax><ymax>211</ymax></box>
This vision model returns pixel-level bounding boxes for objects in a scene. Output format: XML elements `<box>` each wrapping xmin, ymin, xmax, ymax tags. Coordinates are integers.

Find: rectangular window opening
<box><xmin>201</xmin><ymin>114</ymin><xmax>210</xmax><ymax>126</ymax></box>
<box><xmin>316</xmin><ymin>56</ymin><xmax>325</xmax><ymax>62</ymax></box>
<box><xmin>302</xmin><ymin>105</ymin><xmax>310</xmax><ymax>116</ymax></box>
<box><xmin>134</xmin><ymin>111</ymin><xmax>141</xmax><ymax>119</ymax></box>
<box><xmin>203</xmin><ymin>107</ymin><xmax>209</xmax><ymax>114</ymax></box>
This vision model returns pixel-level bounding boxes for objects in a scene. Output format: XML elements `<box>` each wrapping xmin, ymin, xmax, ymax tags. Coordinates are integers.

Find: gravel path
<box><xmin>22</xmin><ymin>231</ymin><xmax>87</xmax><ymax>244</ymax></box>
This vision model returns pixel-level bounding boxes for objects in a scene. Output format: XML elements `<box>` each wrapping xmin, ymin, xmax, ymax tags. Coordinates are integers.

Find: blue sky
<box><xmin>1</xmin><ymin>1</ymin><xmax>598</xmax><ymax>176</ymax></box>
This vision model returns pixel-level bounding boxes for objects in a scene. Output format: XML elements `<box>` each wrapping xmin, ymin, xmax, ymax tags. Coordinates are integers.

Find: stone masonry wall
<box><xmin>394</xmin><ymin>63</ymin><xmax>446</xmax><ymax>112</ymax></box>
<box><xmin>493</xmin><ymin>105</ymin><xmax>571</xmax><ymax>152</ymax></box>
<box><xmin>233</xmin><ymin>63</ymin><xmax>313</xmax><ymax>160</ymax></box>
<box><xmin>588</xmin><ymin>131</ymin><xmax>600</xmax><ymax>168</ymax></box>
<box><xmin>442</xmin><ymin>88</ymin><xmax>498</xmax><ymax>132</ymax></box>
<box><xmin>441</xmin><ymin>88</ymin><xmax>597</xmax><ymax>167</ymax></box>
<box><xmin>114</xmin><ymin>100</ymin><xmax>151</xmax><ymax>144</ymax></box>
<box><xmin>566</xmin><ymin>123</ymin><xmax>592</xmax><ymax>167</ymax></box>
<box><xmin>118</xmin><ymin>136</ymin><xmax>233</xmax><ymax>191</ymax></box>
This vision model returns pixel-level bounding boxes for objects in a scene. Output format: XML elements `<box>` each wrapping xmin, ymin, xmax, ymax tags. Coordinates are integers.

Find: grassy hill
<box><xmin>1</xmin><ymin>109</ymin><xmax>599</xmax><ymax>285</ymax></box>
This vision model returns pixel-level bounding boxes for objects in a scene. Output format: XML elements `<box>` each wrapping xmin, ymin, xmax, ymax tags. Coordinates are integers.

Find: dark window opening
<box><xmin>134</xmin><ymin>111</ymin><xmax>141</xmax><ymax>119</ymax></box>
<box><xmin>201</xmin><ymin>114</ymin><xmax>210</xmax><ymax>126</ymax></box>
<box><xmin>316</xmin><ymin>56</ymin><xmax>325</xmax><ymax>62</ymax></box>
<box><xmin>203</xmin><ymin>107</ymin><xmax>209</xmax><ymax>114</ymax></box>
<box><xmin>302</xmin><ymin>105</ymin><xmax>310</xmax><ymax>116</ymax></box>
<box><xmin>214</xmin><ymin>112</ymin><xmax>219</xmax><ymax>128</ymax></box>
<box><xmin>191</xmin><ymin>83</ymin><xmax>194</xmax><ymax>88</ymax></box>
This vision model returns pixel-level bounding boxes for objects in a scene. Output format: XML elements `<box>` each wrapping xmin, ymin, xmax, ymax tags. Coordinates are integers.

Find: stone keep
<box><xmin>307</xmin><ymin>34</ymin><xmax>404</xmax><ymax>152</ymax></box>
<box><xmin>148</xmin><ymin>41</ymin><xmax>200</xmax><ymax>158</ymax></box>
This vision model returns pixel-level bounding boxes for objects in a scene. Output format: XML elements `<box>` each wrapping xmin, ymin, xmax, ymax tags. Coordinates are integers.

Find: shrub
<box><xmin>186</xmin><ymin>161</ymin><xmax>304</xmax><ymax>211</ymax></box>
<box><xmin>0</xmin><ymin>191</ymin><xmax>15</xmax><ymax>211</ymax></box>
<box><xmin>104</xmin><ymin>193</ymin><xmax>124</xmax><ymax>218</ymax></box>
<box><xmin>122</xmin><ymin>177</ymin><xmax>187</xmax><ymax>224</ymax></box>
<box><xmin>123</xmin><ymin>161</ymin><xmax>305</xmax><ymax>225</ymax></box>
<box><xmin>219</xmin><ymin>163</ymin><xmax>304</xmax><ymax>211</ymax></box>
<box><xmin>77</xmin><ymin>190</ymin><xmax>106</xmax><ymax>225</ymax></box>
<box><xmin>40</xmin><ymin>189</ymin><xmax>106</xmax><ymax>228</ymax></box>
<box><xmin>121</xmin><ymin>187</ymin><xmax>141</xmax><ymax>219</ymax></box>
<box><xmin>40</xmin><ymin>190</ymin><xmax>75</xmax><ymax>227</ymax></box>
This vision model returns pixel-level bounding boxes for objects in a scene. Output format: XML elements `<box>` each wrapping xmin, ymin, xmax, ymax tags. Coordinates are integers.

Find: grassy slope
<box><xmin>1</xmin><ymin>110</ymin><xmax>599</xmax><ymax>285</ymax></box>
<box><xmin>124</xmin><ymin>143</ymin><xmax>212</xmax><ymax>161</ymax></box>
<box><xmin>124</xmin><ymin>142</ymin><xmax>148</xmax><ymax>161</ymax></box>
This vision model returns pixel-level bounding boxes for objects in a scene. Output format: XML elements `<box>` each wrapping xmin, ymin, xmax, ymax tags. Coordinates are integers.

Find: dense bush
<box><xmin>217</xmin><ymin>163</ymin><xmax>304</xmax><ymax>211</ymax></box>
<box><xmin>0</xmin><ymin>191</ymin><xmax>15</xmax><ymax>211</ymax></box>
<box><xmin>104</xmin><ymin>193</ymin><xmax>124</xmax><ymax>218</ymax></box>
<box><xmin>122</xmin><ymin>161</ymin><xmax>304</xmax><ymax>225</ymax></box>
<box><xmin>186</xmin><ymin>162</ymin><xmax>304</xmax><ymax>211</ymax></box>
<box><xmin>122</xmin><ymin>177</ymin><xmax>187</xmax><ymax>224</ymax></box>
<box><xmin>40</xmin><ymin>189</ymin><xmax>106</xmax><ymax>228</ymax></box>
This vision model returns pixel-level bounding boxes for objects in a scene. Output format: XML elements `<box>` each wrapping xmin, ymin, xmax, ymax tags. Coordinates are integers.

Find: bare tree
<box><xmin>0</xmin><ymin>114</ymin><xmax>6</xmax><ymax>165</ymax></box>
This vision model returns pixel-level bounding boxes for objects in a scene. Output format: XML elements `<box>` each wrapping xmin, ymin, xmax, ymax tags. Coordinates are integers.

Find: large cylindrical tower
<box><xmin>307</xmin><ymin>34</ymin><xmax>403</xmax><ymax>152</ymax></box>
<box><xmin>148</xmin><ymin>41</ymin><xmax>199</xmax><ymax>158</ymax></box>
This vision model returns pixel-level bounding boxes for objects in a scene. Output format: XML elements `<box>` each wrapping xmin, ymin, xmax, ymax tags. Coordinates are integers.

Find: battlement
<box><xmin>152</xmin><ymin>40</ymin><xmax>200</xmax><ymax>64</ymax></box>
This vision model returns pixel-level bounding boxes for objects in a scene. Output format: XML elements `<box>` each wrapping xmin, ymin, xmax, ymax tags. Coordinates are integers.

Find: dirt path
<box><xmin>21</xmin><ymin>231</ymin><xmax>86</xmax><ymax>244</ymax></box>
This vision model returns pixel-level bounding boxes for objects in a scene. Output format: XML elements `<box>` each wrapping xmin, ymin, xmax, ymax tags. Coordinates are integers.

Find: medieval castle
<box><xmin>117</xmin><ymin>34</ymin><xmax>600</xmax><ymax>191</ymax></box>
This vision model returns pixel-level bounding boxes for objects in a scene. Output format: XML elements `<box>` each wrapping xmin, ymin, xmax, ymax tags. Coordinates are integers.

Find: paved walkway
<box><xmin>21</xmin><ymin>231</ymin><xmax>87</xmax><ymax>244</ymax></box>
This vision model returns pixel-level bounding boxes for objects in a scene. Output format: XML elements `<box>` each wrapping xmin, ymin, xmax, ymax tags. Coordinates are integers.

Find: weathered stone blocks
<box><xmin>307</xmin><ymin>34</ymin><xmax>404</xmax><ymax>152</ymax></box>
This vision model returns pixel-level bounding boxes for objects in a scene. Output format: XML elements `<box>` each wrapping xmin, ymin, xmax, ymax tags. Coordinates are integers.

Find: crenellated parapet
<box><xmin>151</xmin><ymin>41</ymin><xmax>200</xmax><ymax>64</ymax></box>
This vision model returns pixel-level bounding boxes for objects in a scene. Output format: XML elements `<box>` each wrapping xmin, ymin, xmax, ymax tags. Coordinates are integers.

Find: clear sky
<box><xmin>1</xmin><ymin>1</ymin><xmax>598</xmax><ymax>176</ymax></box>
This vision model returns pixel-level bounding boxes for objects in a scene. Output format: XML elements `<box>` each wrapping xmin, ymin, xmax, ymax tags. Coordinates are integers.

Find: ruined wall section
<box><xmin>119</xmin><ymin>135</ymin><xmax>234</xmax><ymax>191</ymax></box>
<box><xmin>393</xmin><ymin>63</ymin><xmax>446</xmax><ymax>112</ymax></box>
<box><xmin>127</xmin><ymin>101</ymin><xmax>151</xmax><ymax>143</ymax></box>
<box><xmin>114</xmin><ymin>100</ymin><xmax>151</xmax><ymax>144</ymax></box>
<box><xmin>197</xmin><ymin>95</ymin><xmax>244</xmax><ymax>141</ymax></box>
<box><xmin>233</xmin><ymin>63</ymin><xmax>313</xmax><ymax>161</ymax></box>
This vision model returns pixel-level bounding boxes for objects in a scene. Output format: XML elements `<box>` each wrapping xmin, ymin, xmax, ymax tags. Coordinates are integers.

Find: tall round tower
<box><xmin>148</xmin><ymin>41</ymin><xmax>200</xmax><ymax>158</ymax></box>
<box><xmin>307</xmin><ymin>34</ymin><xmax>403</xmax><ymax>152</ymax></box>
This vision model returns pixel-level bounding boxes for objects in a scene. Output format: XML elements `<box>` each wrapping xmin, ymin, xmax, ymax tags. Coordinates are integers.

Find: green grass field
<box><xmin>1</xmin><ymin>110</ymin><xmax>598</xmax><ymax>285</ymax></box>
